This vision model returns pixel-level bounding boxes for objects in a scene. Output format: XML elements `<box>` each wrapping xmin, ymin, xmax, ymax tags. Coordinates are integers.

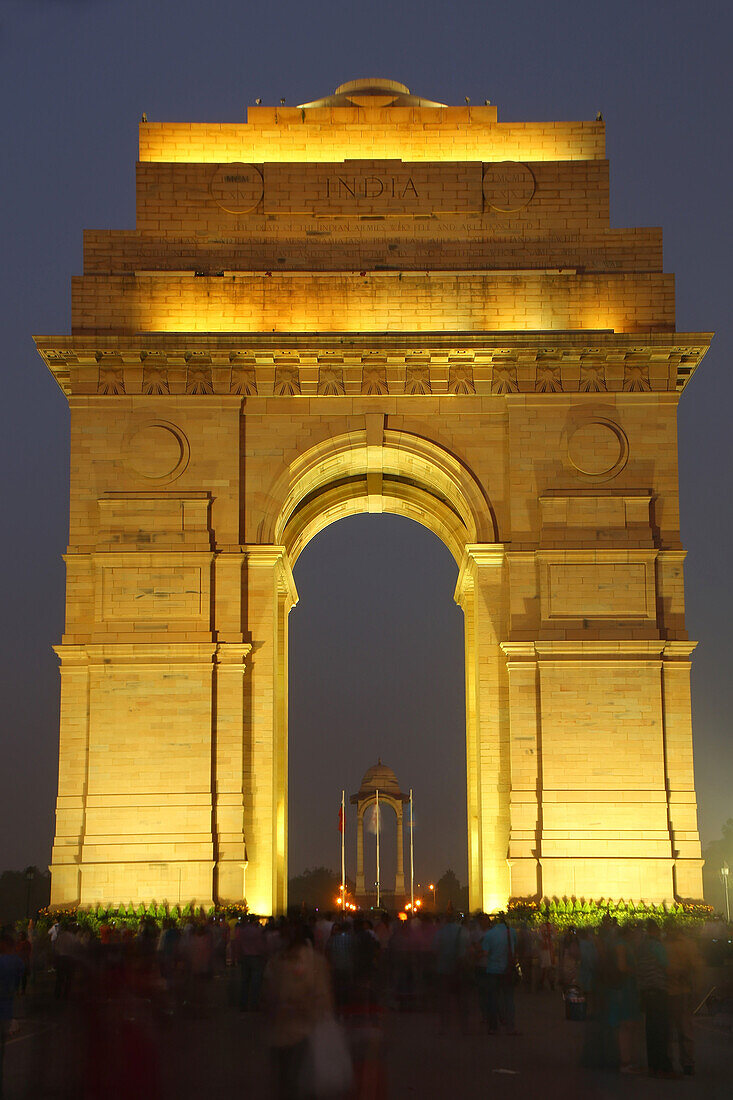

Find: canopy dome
<box><xmin>351</xmin><ymin>759</ymin><xmax>409</xmax><ymax>804</ymax></box>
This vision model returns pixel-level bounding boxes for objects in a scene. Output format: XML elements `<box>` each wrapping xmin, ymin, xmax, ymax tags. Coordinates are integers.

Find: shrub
<box><xmin>507</xmin><ymin>896</ymin><xmax>715</xmax><ymax>929</ymax></box>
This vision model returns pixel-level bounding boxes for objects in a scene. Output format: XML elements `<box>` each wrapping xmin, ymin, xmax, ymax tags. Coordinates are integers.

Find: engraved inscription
<box><xmin>325</xmin><ymin>175</ymin><xmax>419</xmax><ymax>200</ymax></box>
<box><xmin>210</xmin><ymin>163</ymin><xmax>264</xmax><ymax>214</ymax></box>
<box><xmin>483</xmin><ymin>161</ymin><xmax>536</xmax><ymax>212</ymax></box>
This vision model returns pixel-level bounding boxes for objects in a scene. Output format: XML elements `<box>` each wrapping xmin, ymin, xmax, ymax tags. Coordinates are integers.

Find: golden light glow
<box><xmin>44</xmin><ymin>76</ymin><xmax>703</xmax><ymax>920</ymax></box>
<box><xmin>138</xmin><ymin>113</ymin><xmax>603</xmax><ymax>165</ymax></box>
<box><xmin>87</xmin><ymin>270</ymin><xmax>672</xmax><ymax>335</ymax></box>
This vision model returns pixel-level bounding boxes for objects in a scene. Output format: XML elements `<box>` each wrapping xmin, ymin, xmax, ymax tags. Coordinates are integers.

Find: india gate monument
<box><xmin>35</xmin><ymin>78</ymin><xmax>710</xmax><ymax>914</ymax></box>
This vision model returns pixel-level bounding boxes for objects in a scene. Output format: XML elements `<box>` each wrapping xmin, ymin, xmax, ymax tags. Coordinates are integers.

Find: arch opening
<box><xmin>287</xmin><ymin>512</ymin><xmax>468</xmax><ymax>908</ymax></box>
<box><xmin>252</xmin><ymin>427</ymin><xmax>506</xmax><ymax>916</ymax></box>
<box><xmin>267</xmin><ymin>428</ymin><xmax>497</xmax><ymax>568</ymax></box>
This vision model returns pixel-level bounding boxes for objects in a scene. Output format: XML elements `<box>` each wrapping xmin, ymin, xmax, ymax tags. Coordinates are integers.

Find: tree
<box><xmin>702</xmin><ymin>819</ymin><xmax>733</xmax><ymax>916</ymax></box>
<box><xmin>287</xmin><ymin>867</ymin><xmax>354</xmax><ymax>912</ymax></box>
<box><xmin>0</xmin><ymin>867</ymin><xmax>51</xmax><ymax>925</ymax></box>
<box><xmin>436</xmin><ymin>869</ymin><xmax>468</xmax><ymax>912</ymax></box>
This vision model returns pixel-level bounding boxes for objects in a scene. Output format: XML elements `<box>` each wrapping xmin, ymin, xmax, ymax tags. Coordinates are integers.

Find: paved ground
<box><xmin>3</xmin><ymin>972</ymin><xmax>731</xmax><ymax>1099</ymax></box>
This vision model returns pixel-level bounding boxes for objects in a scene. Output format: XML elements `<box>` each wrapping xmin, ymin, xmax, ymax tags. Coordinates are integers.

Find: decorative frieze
<box><xmin>36</xmin><ymin>335</ymin><xmax>711</xmax><ymax>398</ymax></box>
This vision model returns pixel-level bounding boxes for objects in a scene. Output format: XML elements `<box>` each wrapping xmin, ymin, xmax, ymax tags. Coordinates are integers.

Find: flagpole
<box><xmin>374</xmin><ymin>792</ymin><xmax>378</xmax><ymax>910</ymax></box>
<box><xmin>409</xmin><ymin>788</ymin><xmax>414</xmax><ymax>912</ymax></box>
<box><xmin>341</xmin><ymin>789</ymin><xmax>346</xmax><ymax>902</ymax></box>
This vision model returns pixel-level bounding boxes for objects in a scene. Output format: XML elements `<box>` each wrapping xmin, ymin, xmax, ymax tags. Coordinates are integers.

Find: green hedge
<box><xmin>507</xmin><ymin>896</ymin><xmax>715</xmax><ymax>929</ymax></box>
<box><xmin>31</xmin><ymin>899</ymin><xmax>248</xmax><ymax>934</ymax></box>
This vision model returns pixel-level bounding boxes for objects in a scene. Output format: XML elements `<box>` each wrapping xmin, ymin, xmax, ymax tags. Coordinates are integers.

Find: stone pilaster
<box><xmin>455</xmin><ymin>545</ymin><xmax>509</xmax><ymax>911</ymax></box>
<box><xmin>661</xmin><ymin>642</ymin><xmax>704</xmax><ymax>899</ymax></box>
<box><xmin>500</xmin><ymin>642</ymin><xmax>542</xmax><ymax>900</ymax></box>
<box><xmin>242</xmin><ymin>546</ymin><xmax>297</xmax><ymax>914</ymax></box>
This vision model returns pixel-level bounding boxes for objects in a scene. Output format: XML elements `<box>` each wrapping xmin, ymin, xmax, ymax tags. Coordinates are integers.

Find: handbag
<box><xmin>564</xmin><ymin>984</ymin><xmax>587</xmax><ymax>1021</ymax></box>
<box><xmin>300</xmin><ymin>1015</ymin><xmax>353</xmax><ymax>1097</ymax></box>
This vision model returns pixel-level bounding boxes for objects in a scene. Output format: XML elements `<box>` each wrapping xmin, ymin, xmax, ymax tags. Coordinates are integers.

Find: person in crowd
<box><xmin>515</xmin><ymin>922</ymin><xmax>534</xmax><ymax>991</ymax></box>
<box><xmin>559</xmin><ymin>929</ymin><xmax>580</xmax><ymax>991</ymax></box>
<box><xmin>157</xmin><ymin>918</ymin><xmax>180</xmax><ymax>978</ymax></box>
<box><xmin>388</xmin><ymin>914</ymin><xmax>413</xmax><ymax>1010</ymax></box>
<box><xmin>614</xmin><ymin>923</ymin><xmax>643</xmax><ymax>1074</ymax></box>
<box><xmin>536</xmin><ymin>921</ymin><xmax>556</xmax><ymax>991</ymax></box>
<box><xmin>577</xmin><ymin>927</ymin><xmax>598</xmax><ymax>1003</ymax></box>
<box><xmin>14</xmin><ymin>932</ymin><xmax>31</xmax><ymax>996</ymax></box>
<box><xmin>480</xmin><ymin>913</ymin><xmax>519</xmax><ymax>1035</ymax></box>
<box><xmin>265</xmin><ymin>916</ymin><xmax>284</xmax><ymax>959</ymax></box>
<box><xmin>235</xmin><ymin>915</ymin><xmax>267</xmax><ymax>1011</ymax></box>
<box><xmin>412</xmin><ymin>914</ymin><xmax>436</xmax><ymax>1005</ymax></box>
<box><xmin>53</xmin><ymin>920</ymin><xmax>81</xmax><ymax>1000</ymax></box>
<box><xmin>351</xmin><ymin>918</ymin><xmax>380</xmax><ymax>999</ymax></box>
<box><xmin>470</xmin><ymin>913</ymin><xmax>490</xmax><ymax>1028</ymax></box>
<box><xmin>326</xmin><ymin>921</ymin><xmax>354</xmax><ymax>1012</ymax></box>
<box><xmin>2</xmin><ymin>902</ymin><xmax>713</xmax><ymax>1097</ymax></box>
<box><xmin>314</xmin><ymin>912</ymin><xmax>334</xmax><ymax>954</ymax></box>
<box><xmin>374</xmin><ymin>913</ymin><xmax>391</xmax><ymax>954</ymax></box>
<box><xmin>636</xmin><ymin>919</ymin><xmax>675</xmax><ymax>1078</ymax></box>
<box><xmin>434</xmin><ymin>911</ymin><xmax>469</xmax><ymax>1029</ymax></box>
<box><xmin>666</xmin><ymin>925</ymin><xmax>702</xmax><ymax>1076</ymax></box>
<box><xmin>262</xmin><ymin>921</ymin><xmax>333</xmax><ymax>1099</ymax></box>
<box><xmin>0</xmin><ymin>933</ymin><xmax>25</xmax><ymax>1097</ymax></box>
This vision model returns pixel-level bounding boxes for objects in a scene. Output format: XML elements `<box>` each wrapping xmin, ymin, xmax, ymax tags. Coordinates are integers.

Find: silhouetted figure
<box><xmin>0</xmin><ymin>933</ymin><xmax>24</xmax><ymax>1098</ymax></box>
<box><xmin>636</xmin><ymin>919</ymin><xmax>674</xmax><ymax>1077</ymax></box>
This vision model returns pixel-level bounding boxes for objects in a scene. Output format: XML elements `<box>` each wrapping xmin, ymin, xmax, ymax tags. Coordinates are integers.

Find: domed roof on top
<box><xmin>351</xmin><ymin>759</ymin><xmax>409</xmax><ymax>803</ymax></box>
<box><xmin>298</xmin><ymin>78</ymin><xmax>446</xmax><ymax>110</ymax></box>
<box><xmin>360</xmin><ymin>759</ymin><xmax>400</xmax><ymax>792</ymax></box>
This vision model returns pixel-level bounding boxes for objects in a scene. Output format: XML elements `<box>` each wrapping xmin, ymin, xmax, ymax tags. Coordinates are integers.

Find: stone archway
<box><xmin>244</xmin><ymin>424</ymin><xmax>504</xmax><ymax>914</ymax></box>
<box><xmin>38</xmin><ymin>78</ymin><xmax>707</xmax><ymax>913</ymax></box>
<box><xmin>350</xmin><ymin>761</ymin><xmax>410</xmax><ymax>906</ymax></box>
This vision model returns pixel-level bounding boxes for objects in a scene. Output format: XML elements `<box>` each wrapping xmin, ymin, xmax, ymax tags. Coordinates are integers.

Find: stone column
<box><xmin>455</xmin><ymin>544</ymin><xmax>509</xmax><ymax>912</ymax></box>
<box><xmin>213</xmin><ymin>641</ymin><xmax>252</xmax><ymax>904</ymax></box>
<box><xmin>242</xmin><ymin>546</ymin><xmax>297</xmax><ymax>915</ymax></box>
<box><xmin>49</xmin><ymin>646</ymin><xmax>90</xmax><ymax>906</ymax></box>
<box><xmin>395</xmin><ymin>804</ymin><xmax>405</xmax><ymax>895</ymax></box>
<box><xmin>500</xmin><ymin>641</ymin><xmax>541</xmax><ymax>900</ymax></box>
<box><xmin>662</xmin><ymin>642</ymin><xmax>703</xmax><ymax>899</ymax></box>
<box><xmin>356</xmin><ymin>806</ymin><xmax>366</xmax><ymax>895</ymax></box>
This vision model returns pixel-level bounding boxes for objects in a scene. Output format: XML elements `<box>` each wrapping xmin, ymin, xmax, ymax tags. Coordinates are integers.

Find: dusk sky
<box><xmin>1</xmin><ymin>0</ymin><xmax>731</xmax><ymax>891</ymax></box>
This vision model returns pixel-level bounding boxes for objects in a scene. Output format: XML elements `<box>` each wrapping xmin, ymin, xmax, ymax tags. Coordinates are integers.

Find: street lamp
<box><xmin>721</xmin><ymin>861</ymin><xmax>730</xmax><ymax>923</ymax></box>
<box><xmin>429</xmin><ymin>883</ymin><xmax>435</xmax><ymax>911</ymax></box>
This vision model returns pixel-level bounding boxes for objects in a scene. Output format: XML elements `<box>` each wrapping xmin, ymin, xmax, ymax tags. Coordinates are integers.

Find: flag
<box><xmin>338</xmin><ymin>805</ymin><xmax>344</xmax><ymax>833</ymax></box>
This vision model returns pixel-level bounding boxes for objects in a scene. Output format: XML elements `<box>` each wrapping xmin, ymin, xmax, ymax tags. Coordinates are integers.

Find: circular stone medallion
<box><xmin>209</xmin><ymin>163</ymin><xmax>264</xmax><ymax>214</ymax></box>
<box><xmin>127</xmin><ymin>423</ymin><xmax>188</xmax><ymax>481</ymax></box>
<box><xmin>567</xmin><ymin>420</ymin><xmax>628</xmax><ymax>479</ymax></box>
<box><xmin>482</xmin><ymin>161</ymin><xmax>536</xmax><ymax>212</ymax></box>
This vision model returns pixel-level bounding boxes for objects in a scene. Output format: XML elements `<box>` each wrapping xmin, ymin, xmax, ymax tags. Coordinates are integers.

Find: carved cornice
<box><xmin>243</xmin><ymin>545</ymin><xmax>299</xmax><ymax>609</ymax></box>
<box><xmin>35</xmin><ymin>333</ymin><xmax>712</xmax><ymax>398</ymax></box>
<box><xmin>53</xmin><ymin>642</ymin><xmax>251</xmax><ymax>667</ymax></box>
<box><xmin>499</xmin><ymin>640</ymin><xmax>698</xmax><ymax>665</ymax></box>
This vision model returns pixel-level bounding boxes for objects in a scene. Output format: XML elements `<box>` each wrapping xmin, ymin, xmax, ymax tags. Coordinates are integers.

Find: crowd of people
<box><xmin>0</xmin><ymin>908</ymin><xmax>720</xmax><ymax>1097</ymax></box>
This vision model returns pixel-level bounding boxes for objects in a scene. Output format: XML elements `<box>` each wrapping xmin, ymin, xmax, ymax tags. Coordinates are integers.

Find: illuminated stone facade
<box><xmin>37</xmin><ymin>78</ymin><xmax>709</xmax><ymax>912</ymax></box>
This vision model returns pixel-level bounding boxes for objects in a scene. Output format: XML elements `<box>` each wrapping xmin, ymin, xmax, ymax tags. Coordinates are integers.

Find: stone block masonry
<box><xmin>35</xmin><ymin>78</ymin><xmax>709</xmax><ymax>913</ymax></box>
